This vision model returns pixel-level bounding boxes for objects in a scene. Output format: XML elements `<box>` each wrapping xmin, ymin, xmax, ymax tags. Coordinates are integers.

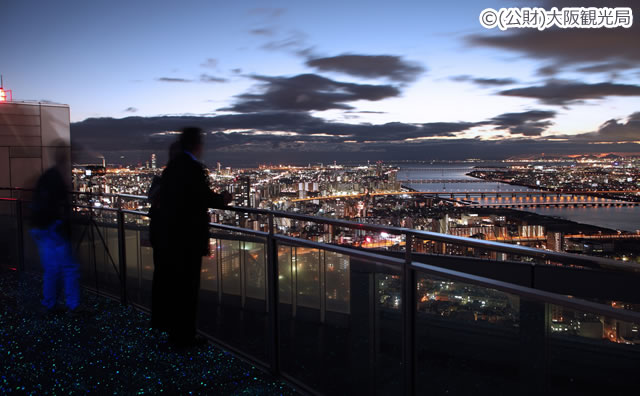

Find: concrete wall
<box><xmin>0</xmin><ymin>102</ymin><xmax>71</xmax><ymax>198</ymax></box>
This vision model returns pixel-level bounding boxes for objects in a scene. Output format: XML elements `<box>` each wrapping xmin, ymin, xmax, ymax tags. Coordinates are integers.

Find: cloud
<box><xmin>156</xmin><ymin>77</ymin><xmax>192</xmax><ymax>83</ymax></box>
<box><xmin>200</xmin><ymin>74</ymin><xmax>228</xmax><ymax>83</ymax></box>
<box><xmin>231</xmin><ymin>68</ymin><xmax>242</xmax><ymax>74</ymax></box>
<box><xmin>488</xmin><ymin>110</ymin><xmax>556</xmax><ymax>136</ymax></box>
<box><xmin>221</xmin><ymin>73</ymin><xmax>401</xmax><ymax>112</ymax></box>
<box><xmin>70</xmin><ymin>111</ymin><xmax>639</xmax><ymax>166</ymax></box>
<box><xmin>123</xmin><ymin>107</ymin><xmax>138</xmax><ymax>113</ymax></box>
<box><xmin>260</xmin><ymin>30</ymin><xmax>314</xmax><ymax>57</ymax></box>
<box><xmin>250</xmin><ymin>27</ymin><xmax>275</xmax><ymax>36</ymax></box>
<box><xmin>499</xmin><ymin>81</ymin><xmax>640</xmax><ymax>106</ymax></box>
<box><xmin>576</xmin><ymin>62</ymin><xmax>636</xmax><ymax>75</ymax></box>
<box><xmin>570</xmin><ymin>112</ymin><xmax>640</xmax><ymax>142</ymax></box>
<box><xmin>200</xmin><ymin>58</ymin><xmax>218</xmax><ymax>69</ymax></box>
<box><xmin>306</xmin><ymin>54</ymin><xmax>425</xmax><ymax>82</ymax></box>
<box><xmin>450</xmin><ymin>75</ymin><xmax>517</xmax><ymax>87</ymax></box>
<box><xmin>467</xmin><ymin>0</ymin><xmax>640</xmax><ymax>76</ymax></box>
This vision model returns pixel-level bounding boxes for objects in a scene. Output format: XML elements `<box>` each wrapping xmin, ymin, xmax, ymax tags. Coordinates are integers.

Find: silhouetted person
<box><xmin>159</xmin><ymin>127</ymin><xmax>231</xmax><ymax>346</ymax></box>
<box><xmin>148</xmin><ymin>140</ymin><xmax>182</xmax><ymax>331</ymax></box>
<box><xmin>30</xmin><ymin>147</ymin><xmax>79</xmax><ymax>313</ymax></box>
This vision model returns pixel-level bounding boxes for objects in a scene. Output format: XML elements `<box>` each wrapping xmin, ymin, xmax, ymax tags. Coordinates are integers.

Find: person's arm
<box><xmin>196</xmin><ymin>164</ymin><xmax>231</xmax><ymax>209</ymax></box>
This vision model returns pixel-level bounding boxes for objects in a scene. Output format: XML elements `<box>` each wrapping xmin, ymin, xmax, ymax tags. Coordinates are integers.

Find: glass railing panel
<box><xmin>200</xmin><ymin>238</ymin><xmax>218</xmax><ymax>293</ymax></box>
<box><xmin>91</xmin><ymin>222</ymin><xmax>121</xmax><ymax>297</ymax></box>
<box><xmin>294</xmin><ymin>247</ymin><xmax>320</xmax><ymax>311</ymax></box>
<box><xmin>277</xmin><ymin>242</ymin><xmax>403</xmax><ymax>395</ymax></box>
<box><xmin>414</xmin><ymin>272</ymin><xmax>522</xmax><ymax>395</ymax></box>
<box><xmin>124</xmin><ymin>221</ymin><xmax>142</xmax><ymax>306</ymax></box>
<box><xmin>278</xmin><ymin>244</ymin><xmax>293</xmax><ymax>304</ymax></box>
<box><xmin>243</xmin><ymin>241</ymin><xmax>266</xmax><ymax>302</ymax></box>
<box><xmin>139</xmin><ymin>228</ymin><xmax>154</xmax><ymax>308</ymax></box>
<box><xmin>71</xmin><ymin>214</ymin><xmax>94</xmax><ymax>286</ymax></box>
<box><xmin>324</xmin><ymin>251</ymin><xmax>350</xmax><ymax>315</ymax></box>
<box><xmin>220</xmin><ymin>239</ymin><xmax>241</xmax><ymax>298</ymax></box>
<box><xmin>197</xmin><ymin>234</ymin><xmax>270</xmax><ymax>364</ymax></box>
<box><xmin>0</xmin><ymin>200</ymin><xmax>18</xmax><ymax>271</ymax></box>
<box><xmin>547</xmin><ymin>304</ymin><xmax>640</xmax><ymax>393</ymax></box>
<box><xmin>374</xmin><ymin>272</ymin><xmax>403</xmax><ymax>394</ymax></box>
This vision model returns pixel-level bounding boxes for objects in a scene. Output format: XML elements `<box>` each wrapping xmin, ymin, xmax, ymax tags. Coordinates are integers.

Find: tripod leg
<box><xmin>74</xmin><ymin>219</ymin><xmax>89</xmax><ymax>254</ymax></box>
<box><xmin>90</xmin><ymin>219</ymin><xmax>121</xmax><ymax>280</ymax></box>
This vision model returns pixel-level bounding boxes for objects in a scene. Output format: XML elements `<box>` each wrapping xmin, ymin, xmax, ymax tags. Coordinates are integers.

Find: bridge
<box><xmin>398</xmin><ymin>167</ymin><xmax>505</xmax><ymax>172</ymax></box>
<box><xmin>398</xmin><ymin>179</ymin><xmax>492</xmax><ymax>184</ymax></box>
<box><xmin>291</xmin><ymin>190</ymin><xmax>640</xmax><ymax>202</ymax></box>
<box><xmin>469</xmin><ymin>201</ymin><xmax>640</xmax><ymax>208</ymax></box>
<box><xmin>453</xmin><ymin>234</ymin><xmax>640</xmax><ymax>242</ymax></box>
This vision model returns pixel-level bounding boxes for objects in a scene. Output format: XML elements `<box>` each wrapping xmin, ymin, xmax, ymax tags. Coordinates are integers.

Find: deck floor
<box><xmin>0</xmin><ymin>270</ymin><xmax>298</xmax><ymax>395</ymax></box>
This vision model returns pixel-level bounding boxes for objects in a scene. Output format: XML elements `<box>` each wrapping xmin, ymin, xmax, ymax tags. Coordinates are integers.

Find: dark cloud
<box><xmin>70</xmin><ymin>111</ymin><xmax>639</xmax><ymax>166</ymax></box>
<box><xmin>250</xmin><ymin>28</ymin><xmax>275</xmax><ymax>36</ymax></box>
<box><xmin>156</xmin><ymin>77</ymin><xmax>192</xmax><ymax>83</ymax></box>
<box><xmin>570</xmin><ymin>112</ymin><xmax>640</xmax><ymax>142</ymax></box>
<box><xmin>499</xmin><ymin>81</ymin><xmax>640</xmax><ymax>106</ymax></box>
<box><xmin>306</xmin><ymin>54</ymin><xmax>425</xmax><ymax>82</ymax></box>
<box><xmin>576</xmin><ymin>62</ymin><xmax>636</xmax><ymax>74</ymax></box>
<box><xmin>467</xmin><ymin>0</ymin><xmax>640</xmax><ymax>76</ymax></box>
<box><xmin>200</xmin><ymin>74</ymin><xmax>228</xmax><ymax>83</ymax></box>
<box><xmin>123</xmin><ymin>107</ymin><xmax>138</xmax><ymax>113</ymax></box>
<box><xmin>259</xmin><ymin>30</ymin><xmax>315</xmax><ymax>57</ymax></box>
<box><xmin>450</xmin><ymin>75</ymin><xmax>517</xmax><ymax>87</ymax></box>
<box><xmin>200</xmin><ymin>58</ymin><xmax>218</xmax><ymax>69</ymax></box>
<box><xmin>70</xmin><ymin>111</ymin><xmax>472</xmax><ymax>156</ymax></box>
<box><xmin>221</xmin><ymin>74</ymin><xmax>401</xmax><ymax>112</ymax></box>
<box><xmin>488</xmin><ymin>110</ymin><xmax>556</xmax><ymax>136</ymax></box>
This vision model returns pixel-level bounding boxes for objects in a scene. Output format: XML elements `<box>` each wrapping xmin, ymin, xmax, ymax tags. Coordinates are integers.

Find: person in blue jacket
<box><xmin>30</xmin><ymin>147</ymin><xmax>80</xmax><ymax>313</ymax></box>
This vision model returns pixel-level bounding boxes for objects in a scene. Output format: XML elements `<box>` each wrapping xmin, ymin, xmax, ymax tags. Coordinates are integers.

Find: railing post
<box><xmin>266</xmin><ymin>213</ymin><xmax>280</xmax><ymax>374</ymax></box>
<box><xmin>117</xmin><ymin>209</ymin><xmax>127</xmax><ymax>305</ymax></box>
<box><xmin>519</xmin><ymin>300</ymin><xmax>549</xmax><ymax>394</ymax></box>
<box><xmin>403</xmin><ymin>233</ymin><xmax>415</xmax><ymax>396</ymax></box>
<box><xmin>16</xmin><ymin>199</ymin><xmax>25</xmax><ymax>272</ymax></box>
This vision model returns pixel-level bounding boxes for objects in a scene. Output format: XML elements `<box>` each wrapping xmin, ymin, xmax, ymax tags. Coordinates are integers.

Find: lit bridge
<box><xmin>398</xmin><ymin>179</ymin><xmax>491</xmax><ymax>184</ymax></box>
<box><xmin>291</xmin><ymin>190</ymin><xmax>640</xmax><ymax>202</ymax></box>
<box><xmin>470</xmin><ymin>201</ymin><xmax>640</xmax><ymax>208</ymax></box>
<box><xmin>2</xmin><ymin>188</ymin><xmax>640</xmax><ymax>395</ymax></box>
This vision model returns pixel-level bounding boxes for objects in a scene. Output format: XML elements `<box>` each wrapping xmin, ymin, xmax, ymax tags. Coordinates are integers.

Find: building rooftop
<box><xmin>0</xmin><ymin>270</ymin><xmax>297</xmax><ymax>395</ymax></box>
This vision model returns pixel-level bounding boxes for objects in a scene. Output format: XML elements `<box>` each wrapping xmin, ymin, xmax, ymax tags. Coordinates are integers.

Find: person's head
<box><xmin>180</xmin><ymin>127</ymin><xmax>204</xmax><ymax>159</ymax></box>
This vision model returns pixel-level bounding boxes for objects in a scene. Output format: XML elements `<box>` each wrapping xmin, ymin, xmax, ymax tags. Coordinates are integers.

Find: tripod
<box><xmin>73</xmin><ymin>184</ymin><xmax>121</xmax><ymax>302</ymax></box>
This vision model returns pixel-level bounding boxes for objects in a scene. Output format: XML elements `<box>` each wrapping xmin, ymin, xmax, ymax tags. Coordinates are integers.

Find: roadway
<box><xmin>291</xmin><ymin>190</ymin><xmax>640</xmax><ymax>203</ymax></box>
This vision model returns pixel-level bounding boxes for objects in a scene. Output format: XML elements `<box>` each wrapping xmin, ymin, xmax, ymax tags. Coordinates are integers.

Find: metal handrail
<box><xmin>98</xmin><ymin>190</ymin><xmax>637</xmax><ymax>272</ymax></box>
<box><xmin>114</xmin><ymin>208</ymin><xmax>640</xmax><ymax>325</ymax></box>
<box><xmin>3</xmin><ymin>186</ymin><xmax>637</xmax><ymax>271</ymax></box>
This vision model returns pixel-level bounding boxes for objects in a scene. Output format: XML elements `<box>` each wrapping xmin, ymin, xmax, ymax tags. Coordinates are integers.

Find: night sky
<box><xmin>3</xmin><ymin>0</ymin><xmax>639</xmax><ymax>166</ymax></box>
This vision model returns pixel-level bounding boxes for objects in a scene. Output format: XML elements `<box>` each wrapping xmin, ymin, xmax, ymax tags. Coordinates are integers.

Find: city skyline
<box><xmin>3</xmin><ymin>0</ymin><xmax>640</xmax><ymax>165</ymax></box>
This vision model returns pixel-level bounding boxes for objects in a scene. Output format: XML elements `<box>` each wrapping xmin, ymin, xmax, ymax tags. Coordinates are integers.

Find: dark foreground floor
<box><xmin>0</xmin><ymin>270</ymin><xmax>298</xmax><ymax>395</ymax></box>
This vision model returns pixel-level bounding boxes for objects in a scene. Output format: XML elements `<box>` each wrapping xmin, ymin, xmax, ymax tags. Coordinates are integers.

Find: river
<box><xmin>397</xmin><ymin>164</ymin><xmax>639</xmax><ymax>232</ymax></box>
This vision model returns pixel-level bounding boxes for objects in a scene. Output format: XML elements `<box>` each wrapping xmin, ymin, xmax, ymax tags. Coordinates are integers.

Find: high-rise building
<box><xmin>151</xmin><ymin>153</ymin><xmax>156</xmax><ymax>169</ymax></box>
<box><xmin>240</xmin><ymin>176</ymin><xmax>251</xmax><ymax>207</ymax></box>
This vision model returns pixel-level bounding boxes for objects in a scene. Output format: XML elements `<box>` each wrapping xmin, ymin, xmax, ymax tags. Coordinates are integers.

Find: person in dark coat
<box><xmin>159</xmin><ymin>127</ymin><xmax>231</xmax><ymax>346</ymax></box>
<box><xmin>30</xmin><ymin>147</ymin><xmax>79</xmax><ymax>312</ymax></box>
<box><xmin>148</xmin><ymin>140</ymin><xmax>182</xmax><ymax>331</ymax></box>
